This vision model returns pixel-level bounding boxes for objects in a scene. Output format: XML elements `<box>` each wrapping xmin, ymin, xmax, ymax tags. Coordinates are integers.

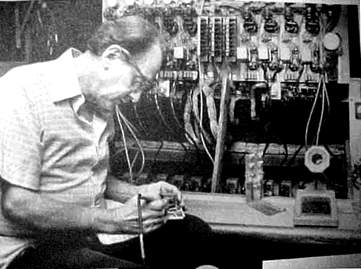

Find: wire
<box><xmin>184</xmin><ymin>89</ymin><xmax>199</xmax><ymax>145</ymax></box>
<box><xmin>204</xmin><ymin>84</ymin><xmax>218</xmax><ymax>139</ymax></box>
<box><xmin>280</xmin><ymin>143</ymin><xmax>289</xmax><ymax>166</ymax></box>
<box><xmin>315</xmin><ymin>75</ymin><xmax>326</xmax><ymax>145</ymax></box>
<box><xmin>131</xmin><ymin>150</ymin><xmax>140</xmax><ymax>171</ymax></box>
<box><xmin>116</xmin><ymin>106</ymin><xmax>146</xmax><ymax>179</ymax></box>
<box><xmin>286</xmin><ymin>144</ymin><xmax>304</xmax><ymax>167</ymax></box>
<box><xmin>323</xmin><ymin>144</ymin><xmax>337</xmax><ymax>158</ymax></box>
<box><xmin>169</xmin><ymin>81</ymin><xmax>184</xmax><ymax>130</ymax></box>
<box><xmin>133</xmin><ymin>103</ymin><xmax>148</xmax><ymax>136</ymax></box>
<box><xmin>304</xmin><ymin>11</ymin><xmax>331</xmax><ymax>148</ymax></box>
<box><xmin>120</xmin><ymin>112</ymin><xmax>145</xmax><ymax>178</ymax></box>
<box><xmin>191</xmin><ymin>86</ymin><xmax>213</xmax><ymax>144</ymax></box>
<box><xmin>154</xmin><ymin>92</ymin><xmax>173</xmax><ymax>138</ymax></box>
<box><xmin>325</xmin><ymin>5</ymin><xmax>341</xmax><ymax>33</ymax></box>
<box><xmin>262</xmin><ymin>142</ymin><xmax>270</xmax><ymax>157</ymax></box>
<box><xmin>149</xmin><ymin>140</ymin><xmax>164</xmax><ymax>173</ymax></box>
<box><xmin>304</xmin><ymin>73</ymin><xmax>322</xmax><ymax>148</ymax></box>
<box><xmin>116</xmin><ymin>107</ymin><xmax>133</xmax><ymax>183</ymax></box>
<box><xmin>20</xmin><ymin>0</ymin><xmax>36</xmax><ymax>38</ymax></box>
<box><xmin>118</xmin><ymin>103</ymin><xmax>141</xmax><ymax>135</ymax></box>
<box><xmin>169</xmin><ymin>82</ymin><xmax>202</xmax><ymax>163</ymax></box>
<box><xmin>153</xmin><ymin>89</ymin><xmax>189</xmax><ymax>164</ymax></box>
<box><xmin>324</xmin><ymin>79</ymin><xmax>331</xmax><ymax>113</ymax></box>
<box><xmin>199</xmin><ymin>76</ymin><xmax>214</xmax><ymax>164</ymax></box>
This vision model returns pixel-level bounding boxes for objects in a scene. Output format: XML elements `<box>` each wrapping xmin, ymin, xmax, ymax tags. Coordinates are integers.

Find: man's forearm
<box><xmin>2</xmin><ymin>183</ymin><xmax>114</xmax><ymax>234</ymax></box>
<box><xmin>105</xmin><ymin>174</ymin><xmax>140</xmax><ymax>203</ymax></box>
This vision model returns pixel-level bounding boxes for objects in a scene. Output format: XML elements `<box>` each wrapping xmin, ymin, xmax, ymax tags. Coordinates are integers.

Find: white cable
<box><xmin>118</xmin><ymin>109</ymin><xmax>140</xmax><ymax>134</ymax></box>
<box><xmin>198</xmin><ymin>61</ymin><xmax>214</xmax><ymax>164</ymax></box>
<box><xmin>304</xmin><ymin>74</ymin><xmax>322</xmax><ymax>148</ymax></box>
<box><xmin>324</xmin><ymin>76</ymin><xmax>330</xmax><ymax>110</ymax></box>
<box><xmin>316</xmin><ymin>75</ymin><xmax>326</xmax><ymax>145</ymax></box>
<box><xmin>116</xmin><ymin>106</ymin><xmax>146</xmax><ymax>178</ymax></box>
<box><xmin>115</xmin><ymin>106</ymin><xmax>133</xmax><ymax>183</ymax></box>
<box><xmin>125</xmin><ymin>120</ymin><xmax>145</xmax><ymax>177</ymax></box>
<box><xmin>131</xmin><ymin>150</ymin><xmax>140</xmax><ymax>170</ymax></box>
<box><xmin>184</xmin><ymin>89</ymin><xmax>200</xmax><ymax>144</ymax></box>
<box><xmin>200</xmin><ymin>84</ymin><xmax>214</xmax><ymax>163</ymax></box>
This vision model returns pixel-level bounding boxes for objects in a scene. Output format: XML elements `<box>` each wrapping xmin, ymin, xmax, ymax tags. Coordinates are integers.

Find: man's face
<box><xmin>86</xmin><ymin>43</ymin><xmax>162</xmax><ymax>114</ymax></box>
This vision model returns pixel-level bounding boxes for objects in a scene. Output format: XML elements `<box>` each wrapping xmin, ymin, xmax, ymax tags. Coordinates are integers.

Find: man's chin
<box><xmin>101</xmin><ymin>106</ymin><xmax>116</xmax><ymax>116</ymax></box>
<box><xmin>88</xmin><ymin>102</ymin><xmax>114</xmax><ymax>117</ymax></box>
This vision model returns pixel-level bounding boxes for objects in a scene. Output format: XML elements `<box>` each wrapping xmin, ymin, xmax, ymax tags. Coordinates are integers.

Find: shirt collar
<box><xmin>48</xmin><ymin>48</ymin><xmax>83</xmax><ymax>103</ymax></box>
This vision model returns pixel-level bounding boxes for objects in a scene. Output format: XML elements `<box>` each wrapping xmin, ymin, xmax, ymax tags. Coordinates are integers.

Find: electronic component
<box><xmin>167</xmin><ymin>204</ymin><xmax>186</xmax><ymax>220</ymax></box>
<box><xmin>166</xmin><ymin>196</ymin><xmax>186</xmax><ymax>220</ymax></box>
<box><xmin>305</xmin><ymin>5</ymin><xmax>320</xmax><ymax>35</ymax></box>
<box><xmin>284</xmin><ymin>6</ymin><xmax>299</xmax><ymax>34</ymax></box>
<box><xmin>304</xmin><ymin>146</ymin><xmax>330</xmax><ymax>173</ymax></box>
<box><xmin>323</xmin><ymin>32</ymin><xmax>341</xmax><ymax>51</ymax></box>
<box><xmin>243</xmin><ymin>10</ymin><xmax>258</xmax><ymax>34</ymax></box>
<box><xmin>245</xmin><ymin>148</ymin><xmax>264</xmax><ymax>202</ymax></box>
<box><xmin>294</xmin><ymin>190</ymin><xmax>338</xmax><ymax>227</ymax></box>
<box><xmin>280</xmin><ymin>180</ymin><xmax>292</xmax><ymax>197</ymax></box>
<box><xmin>198</xmin><ymin>16</ymin><xmax>210</xmax><ymax>62</ymax></box>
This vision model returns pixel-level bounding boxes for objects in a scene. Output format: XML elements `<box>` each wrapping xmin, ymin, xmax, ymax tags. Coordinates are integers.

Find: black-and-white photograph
<box><xmin>0</xmin><ymin>0</ymin><xmax>360</xmax><ymax>268</ymax></box>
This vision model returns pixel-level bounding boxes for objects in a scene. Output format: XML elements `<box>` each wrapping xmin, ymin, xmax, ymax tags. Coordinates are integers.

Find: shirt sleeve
<box><xmin>0</xmin><ymin>71</ymin><xmax>42</xmax><ymax>190</ymax></box>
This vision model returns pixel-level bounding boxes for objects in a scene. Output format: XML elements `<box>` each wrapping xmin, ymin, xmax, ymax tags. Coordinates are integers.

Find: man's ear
<box><xmin>101</xmin><ymin>44</ymin><xmax>130</xmax><ymax>62</ymax></box>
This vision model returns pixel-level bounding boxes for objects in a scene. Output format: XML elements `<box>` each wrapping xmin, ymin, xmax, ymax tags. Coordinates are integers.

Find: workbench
<box><xmin>184</xmin><ymin>192</ymin><xmax>361</xmax><ymax>245</ymax></box>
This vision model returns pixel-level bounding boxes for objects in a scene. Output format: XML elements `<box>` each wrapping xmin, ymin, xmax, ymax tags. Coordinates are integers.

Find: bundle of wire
<box><xmin>304</xmin><ymin>10</ymin><xmax>333</xmax><ymax>148</ymax></box>
<box><xmin>115</xmin><ymin>105</ymin><xmax>145</xmax><ymax>183</ymax></box>
<box><xmin>304</xmin><ymin>73</ymin><xmax>330</xmax><ymax>148</ymax></box>
<box><xmin>197</xmin><ymin>62</ymin><xmax>216</xmax><ymax>164</ymax></box>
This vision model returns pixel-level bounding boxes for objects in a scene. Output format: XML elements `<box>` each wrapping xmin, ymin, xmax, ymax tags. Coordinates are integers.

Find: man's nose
<box><xmin>129</xmin><ymin>91</ymin><xmax>142</xmax><ymax>103</ymax></box>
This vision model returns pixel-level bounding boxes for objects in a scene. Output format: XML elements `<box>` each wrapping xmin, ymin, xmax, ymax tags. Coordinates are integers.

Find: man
<box><xmin>0</xmin><ymin>16</ymin><xmax>213</xmax><ymax>269</ymax></box>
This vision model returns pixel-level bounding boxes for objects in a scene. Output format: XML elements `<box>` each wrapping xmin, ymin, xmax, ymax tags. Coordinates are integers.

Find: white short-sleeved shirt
<box><xmin>0</xmin><ymin>48</ymin><xmax>114</xmax><ymax>268</ymax></box>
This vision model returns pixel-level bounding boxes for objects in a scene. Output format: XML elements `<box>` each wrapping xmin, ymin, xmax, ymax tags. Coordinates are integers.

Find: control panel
<box><xmin>105</xmin><ymin>0</ymin><xmax>353</xmax><ymax>200</ymax></box>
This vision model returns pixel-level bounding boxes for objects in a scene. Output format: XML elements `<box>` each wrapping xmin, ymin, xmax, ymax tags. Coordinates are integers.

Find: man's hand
<box><xmin>138</xmin><ymin>181</ymin><xmax>183</xmax><ymax>205</ymax></box>
<box><xmin>101</xmin><ymin>181</ymin><xmax>183</xmax><ymax>234</ymax></box>
<box><xmin>106</xmin><ymin>194</ymin><xmax>169</xmax><ymax>234</ymax></box>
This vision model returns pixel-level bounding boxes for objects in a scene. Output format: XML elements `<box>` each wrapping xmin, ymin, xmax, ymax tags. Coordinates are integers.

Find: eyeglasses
<box><xmin>120</xmin><ymin>48</ymin><xmax>158</xmax><ymax>94</ymax></box>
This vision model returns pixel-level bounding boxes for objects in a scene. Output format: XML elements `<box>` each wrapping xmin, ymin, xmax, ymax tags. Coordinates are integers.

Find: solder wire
<box><xmin>137</xmin><ymin>193</ymin><xmax>146</xmax><ymax>264</ymax></box>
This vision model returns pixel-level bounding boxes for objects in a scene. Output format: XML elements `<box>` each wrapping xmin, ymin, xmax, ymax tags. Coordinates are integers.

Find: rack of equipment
<box><xmin>104</xmin><ymin>0</ymin><xmax>361</xmax><ymax>222</ymax></box>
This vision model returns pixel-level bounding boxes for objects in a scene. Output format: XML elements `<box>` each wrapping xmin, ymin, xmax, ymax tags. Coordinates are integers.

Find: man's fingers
<box><xmin>142</xmin><ymin>217</ymin><xmax>166</xmax><ymax>233</ymax></box>
<box><xmin>159</xmin><ymin>182</ymin><xmax>182</xmax><ymax>202</ymax></box>
<box><xmin>145</xmin><ymin>198</ymin><xmax>169</xmax><ymax>211</ymax></box>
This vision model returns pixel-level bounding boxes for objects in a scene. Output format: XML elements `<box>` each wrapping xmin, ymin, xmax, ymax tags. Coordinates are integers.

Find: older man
<box><xmin>0</xmin><ymin>16</ymin><xmax>213</xmax><ymax>269</ymax></box>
